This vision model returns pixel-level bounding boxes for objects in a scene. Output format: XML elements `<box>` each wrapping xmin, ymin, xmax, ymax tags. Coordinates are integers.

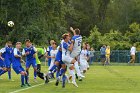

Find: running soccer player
<box><xmin>12</xmin><ymin>42</ymin><xmax>29</xmax><ymax>87</ymax></box>
<box><xmin>0</xmin><ymin>41</ymin><xmax>14</xmax><ymax>80</ymax></box>
<box><xmin>0</xmin><ymin>48</ymin><xmax>7</xmax><ymax>77</ymax></box>
<box><xmin>22</xmin><ymin>39</ymin><xmax>37</xmax><ymax>83</ymax></box>
<box><xmin>48</xmin><ymin>43</ymin><xmax>58</xmax><ymax>70</ymax></box>
<box><xmin>79</xmin><ymin>42</ymin><xmax>89</xmax><ymax>81</ymax></box>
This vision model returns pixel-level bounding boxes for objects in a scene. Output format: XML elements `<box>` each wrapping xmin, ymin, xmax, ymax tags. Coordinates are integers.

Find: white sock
<box><xmin>69</xmin><ymin>69</ymin><xmax>75</xmax><ymax>82</ymax></box>
<box><xmin>74</xmin><ymin>61</ymin><xmax>81</xmax><ymax>76</ymax></box>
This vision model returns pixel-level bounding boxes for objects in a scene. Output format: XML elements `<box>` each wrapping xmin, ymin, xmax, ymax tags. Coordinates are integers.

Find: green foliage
<box><xmin>0</xmin><ymin>0</ymin><xmax>140</xmax><ymax>49</ymax></box>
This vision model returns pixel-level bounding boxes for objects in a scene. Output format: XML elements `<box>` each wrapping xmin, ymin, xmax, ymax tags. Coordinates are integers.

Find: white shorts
<box><xmin>71</xmin><ymin>51</ymin><xmax>80</xmax><ymax>58</ymax></box>
<box><xmin>48</xmin><ymin>60</ymin><xmax>55</xmax><ymax>70</ymax></box>
<box><xmin>80</xmin><ymin>59</ymin><xmax>87</xmax><ymax>71</ymax></box>
<box><xmin>62</xmin><ymin>55</ymin><xmax>73</xmax><ymax>65</ymax></box>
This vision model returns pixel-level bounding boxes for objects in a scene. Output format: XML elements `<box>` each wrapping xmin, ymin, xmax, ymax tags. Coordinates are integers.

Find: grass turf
<box><xmin>0</xmin><ymin>64</ymin><xmax>140</xmax><ymax>93</ymax></box>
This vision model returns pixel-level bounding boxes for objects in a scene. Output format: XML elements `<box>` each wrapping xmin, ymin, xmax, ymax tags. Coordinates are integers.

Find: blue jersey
<box><xmin>55</xmin><ymin>48</ymin><xmax>62</xmax><ymax>62</ymax></box>
<box><xmin>12</xmin><ymin>48</ymin><xmax>22</xmax><ymax>67</ymax></box>
<box><xmin>22</xmin><ymin>46</ymin><xmax>36</xmax><ymax>61</ymax></box>
<box><xmin>47</xmin><ymin>46</ymin><xmax>53</xmax><ymax>56</ymax></box>
<box><xmin>5</xmin><ymin>47</ymin><xmax>14</xmax><ymax>59</ymax></box>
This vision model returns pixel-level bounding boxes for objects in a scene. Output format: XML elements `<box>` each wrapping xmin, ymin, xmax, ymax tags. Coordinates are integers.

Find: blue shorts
<box><xmin>13</xmin><ymin>66</ymin><xmax>25</xmax><ymax>74</ymax></box>
<box><xmin>55</xmin><ymin>59</ymin><xmax>65</xmax><ymax>65</ymax></box>
<box><xmin>26</xmin><ymin>59</ymin><xmax>37</xmax><ymax>68</ymax></box>
<box><xmin>5</xmin><ymin>59</ymin><xmax>12</xmax><ymax>68</ymax></box>
<box><xmin>0</xmin><ymin>60</ymin><xmax>5</xmax><ymax>67</ymax></box>
<box><xmin>101</xmin><ymin>55</ymin><xmax>106</xmax><ymax>58</ymax></box>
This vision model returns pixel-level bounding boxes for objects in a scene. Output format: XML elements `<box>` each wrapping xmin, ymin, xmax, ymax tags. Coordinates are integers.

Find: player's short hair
<box><xmin>25</xmin><ymin>39</ymin><xmax>31</xmax><ymax>43</ymax></box>
<box><xmin>62</xmin><ymin>33</ymin><xmax>69</xmax><ymax>39</ymax></box>
<box><xmin>50</xmin><ymin>40</ymin><xmax>55</xmax><ymax>45</ymax></box>
<box><xmin>6</xmin><ymin>41</ymin><xmax>12</xmax><ymax>44</ymax></box>
<box><xmin>75</xmin><ymin>28</ymin><xmax>80</xmax><ymax>35</ymax></box>
<box><xmin>16</xmin><ymin>42</ymin><xmax>22</xmax><ymax>45</ymax></box>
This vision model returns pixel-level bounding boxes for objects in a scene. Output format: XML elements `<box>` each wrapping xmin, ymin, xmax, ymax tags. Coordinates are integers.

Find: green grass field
<box><xmin>0</xmin><ymin>63</ymin><xmax>140</xmax><ymax>93</ymax></box>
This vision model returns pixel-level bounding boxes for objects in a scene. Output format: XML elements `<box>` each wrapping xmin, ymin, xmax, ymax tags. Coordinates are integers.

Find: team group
<box><xmin>0</xmin><ymin>27</ymin><xmax>90</xmax><ymax>88</ymax></box>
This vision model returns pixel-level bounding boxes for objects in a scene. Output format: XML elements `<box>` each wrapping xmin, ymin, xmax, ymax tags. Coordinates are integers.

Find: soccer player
<box><xmin>12</xmin><ymin>42</ymin><xmax>29</xmax><ymax>87</ymax></box>
<box><xmin>35</xmin><ymin>48</ymin><xmax>45</xmax><ymax>72</ymax></box>
<box><xmin>79</xmin><ymin>42</ymin><xmax>89</xmax><ymax>81</ymax></box>
<box><xmin>61</xmin><ymin>33</ymin><xmax>79</xmax><ymax>87</ymax></box>
<box><xmin>48</xmin><ymin>43</ymin><xmax>58</xmax><ymax>70</ymax></box>
<box><xmin>46</xmin><ymin>40</ymin><xmax>55</xmax><ymax>66</ymax></box>
<box><xmin>70</xmin><ymin>27</ymin><xmax>85</xmax><ymax>78</ymax></box>
<box><xmin>0</xmin><ymin>41</ymin><xmax>14</xmax><ymax>80</ymax></box>
<box><xmin>0</xmin><ymin>48</ymin><xmax>7</xmax><ymax>77</ymax></box>
<box><xmin>22</xmin><ymin>39</ymin><xmax>37</xmax><ymax>83</ymax></box>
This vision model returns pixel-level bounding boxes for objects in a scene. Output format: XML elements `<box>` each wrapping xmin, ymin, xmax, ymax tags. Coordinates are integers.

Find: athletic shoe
<box><xmin>72</xmin><ymin>81</ymin><xmax>78</xmax><ymax>87</ymax></box>
<box><xmin>45</xmin><ymin>75</ymin><xmax>49</xmax><ymax>84</ymax></box>
<box><xmin>21</xmin><ymin>84</ymin><xmax>25</xmax><ymax>87</ymax></box>
<box><xmin>26</xmin><ymin>83</ymin><xmax>31</xmax><ymax>87</ymax></box>
<box><xmin>79</xmin><ymin>77</ymin><xmax>82</xmax><ymax>81</ymax></box>
<box><xmin>55</xmin><ymin>77</ymin><xmax>60</xmax><ymax>86</ymax></box>
<box><xmin>80</xmin><ymin>74</ymin><xmax>85</xmax><ymax>78</ymax></box>
<box><xmin>75</xmin><ymin>74</ymin><xmax>78</xmax><ymax>79</ymax></box>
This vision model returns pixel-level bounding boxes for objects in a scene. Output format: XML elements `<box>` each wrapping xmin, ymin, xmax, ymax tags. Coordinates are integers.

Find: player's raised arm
<box><xmin>70</xmin><ymin>27</ymin><xmax>76</xmax><ymax>35</ymax></box>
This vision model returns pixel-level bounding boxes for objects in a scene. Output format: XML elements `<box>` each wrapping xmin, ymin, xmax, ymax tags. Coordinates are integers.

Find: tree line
<box><xmin>0</xmin><ymin>0</ymin><xmax>140</xmax><ymax>49</ymax></box>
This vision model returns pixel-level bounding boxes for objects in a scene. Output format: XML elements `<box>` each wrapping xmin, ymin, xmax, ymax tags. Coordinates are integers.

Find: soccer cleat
<box><xmin>79</xmin><ymin>77</ymin><xmax>82</xmax><ymax>81</ymax></box>
<box><xmin>72</xmin><ymin>81</ymin><xmax>78</xmax><ymax>87</ymax></box>
<box><xmin>80</xmin><ymin>74</ymin><xmax>85</xmax><ymax>78</ymax></box>
<box><xmin>75</xmin><ymin>74</ymin><xmax>78</xmax><ymax>79</ymax></box>
<box><xmin>55</xmin><ymin>77</ymin><xmax>60</xmax><ymax>86</ymax></box>
<box><xmin>45</xmin><ymin>75</ymin><xmax>49</xmax><ymax>84</ymax></box>
<box><xmin>26</xmin><ymin>83</ymin><xmax>31</xmax><ymax>87</ymax></box>
<box><xmin>21</xmin><ymin>84</ymin><xmax>25</xmax><ymax>87</ymax></box>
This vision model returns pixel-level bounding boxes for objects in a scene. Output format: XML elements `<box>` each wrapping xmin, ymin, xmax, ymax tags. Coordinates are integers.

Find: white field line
<box><xmin>9</xmin><ymin>80</ymin><xmax>55</xmax><ymax>93</ymax></box>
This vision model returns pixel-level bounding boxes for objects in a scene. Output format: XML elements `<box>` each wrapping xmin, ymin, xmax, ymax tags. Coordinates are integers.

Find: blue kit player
<box><xmin>12</xmin><ymin>42</ymin><xmax>29</xmax><ymax>87</ymax></box>
<box><xmin>22</xmin><ymin>39</ymin><xmax>37</xmax><ymax>83</ymax></box>
<box><xmin>0</xmin><ymin>41</ymin><xmax>14</xmax><ymax>80</ymax></box>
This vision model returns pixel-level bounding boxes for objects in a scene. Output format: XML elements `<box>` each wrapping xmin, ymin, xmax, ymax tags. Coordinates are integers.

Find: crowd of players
<box><xmin>0</xmin><ymin>27</ymin><xmax>90</xmax><ymax>88</ymax></box>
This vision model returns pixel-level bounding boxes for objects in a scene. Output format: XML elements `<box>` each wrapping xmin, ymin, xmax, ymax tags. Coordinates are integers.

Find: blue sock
<box><xmin>56</xmin><ymin>71</ymin><xmax>60</xmax><ymax>78</ymax></box>
<box><xmin>25</xmin><ymin>75</ymin><xmax>28</xmax><ymax>84</ymax></box>
<box><xmin>50</xmin><ymin>65</ymin><xmax>58</xmax><ymax>72</ymax></box>
<box><xmin>0</xmin><ymin>70</ymin><xmax>6</xmax><ymax>76</ymax></box>
<box><xmin>34</xmin><ymin>70</ymin><xmax>37</xmax><ymax>79</ymax></box>
<box><xmin>62</xmin><ymin>75</ymin><xmax>66</xmax><ymax>82</ymax></box>
<box><xmin>21</xmin><ymin>75</ymin><xmax>24</xmax><ymax>85</ymax></box>
<box><xmin>8</xmin><ymin>70</ymin><xmax>11</xmax><ymax>80</ymax></box>
<box><xmin>59</xmin><ymin>69</ymin><xmax>65</xmax><ymax>76</ymax></box>
<box><xmin>25</xmin><ymin>71</ymin><xmax>29</xmax><ymax>84</ymax></box>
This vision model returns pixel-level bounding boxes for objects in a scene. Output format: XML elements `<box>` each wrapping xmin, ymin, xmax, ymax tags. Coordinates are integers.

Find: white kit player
<box><xmin>61</xmin><ymin>33</ymin><xmax>81</xmax><ymax>87</ymax></box>
<box><xmin>70</xmin><ymin>27</ymin><xmax>84</xmax><ymax>78</ymax></box>
<box><xmin>79</xmin><ymin>42</ymin><xmax>89</xmax><ymax>81</ymax></box>
<box><xmin>48</xmin><ymin>43</ymin><xmax>58</xmax><ymax>70</ymax></box>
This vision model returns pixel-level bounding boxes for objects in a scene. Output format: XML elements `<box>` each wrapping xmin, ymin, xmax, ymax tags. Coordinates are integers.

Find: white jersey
<box><xmin>130</xmin><ymin>46</ymin><xmax>136</xmax><ymax>55</ymax></box>
<box><xmin>80</xmin><ymin>49</ymin><xmax>88</xmax><ymax>60</ymax></box>
<box><xmin>72</xmin><ymin>35</ymin><xmax>82</xmax><ymax>53</ymax></box>
<box><xmin>50</xmin><ymin>49</ymin><xmax>58</xmax><ymax>63</ymax></box>
<box><xmin>61</xmin><ymin>41</ymin><xmax>71</xmax><ymax>56</ymax></box>
<box><xmin>49</xmin><ymin>49</ymin><xmax>58</xmax><ymax>70</ymax></box>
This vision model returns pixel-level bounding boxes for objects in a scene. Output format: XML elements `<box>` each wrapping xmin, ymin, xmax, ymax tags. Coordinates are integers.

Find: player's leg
<box><xmin>25</xmin><ymin>62</ymin><xmax>31</xmax><ymax>86</ymax></box>
<box><xmin>69</xmin><ymin>65</ymin><xmax>78</xmax><ymax>87</ymax></box>
<box><xmin>71</xmin><ymin>58</ymin><xmax>85</xmax><ymax>78</ymax></box>
<box><xmin>32</xmin><ymin>60</ymin><xmax>37</xmax><ymax>81</ymax></box>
